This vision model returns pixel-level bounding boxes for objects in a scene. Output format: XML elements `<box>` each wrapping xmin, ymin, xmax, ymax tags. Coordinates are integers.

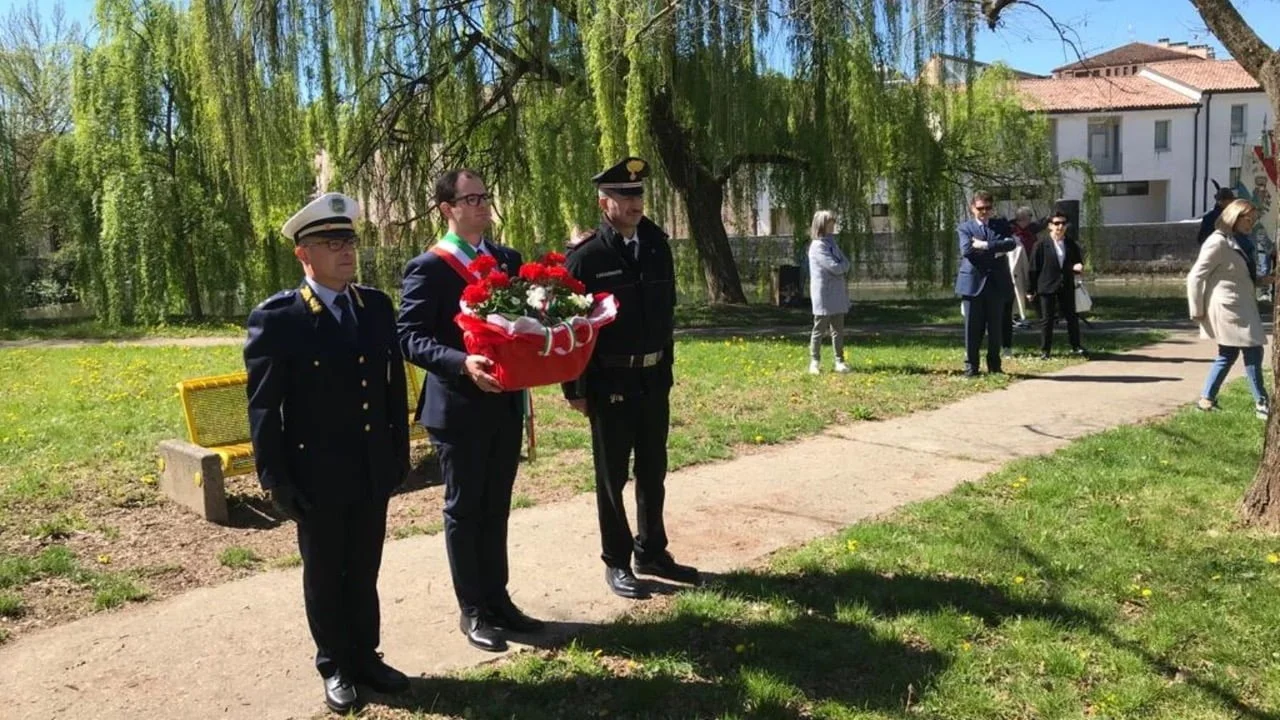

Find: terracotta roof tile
<box><xmin>1017</xmin><ymin>76</ymin><xmax>1200</xmax><ymax>113</ymax></box>
<box><xmin>1143</xmin><ymin>59</ymin><xmax>1261</xmax><ymax>92</ymax></box>
<box><xmin>1052</xmin><ymin>42</ymin><xmax>1204</xmax><ymax>73</ymax></box>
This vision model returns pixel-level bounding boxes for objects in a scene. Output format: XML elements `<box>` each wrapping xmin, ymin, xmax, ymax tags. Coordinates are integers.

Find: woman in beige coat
<box><xmin>1187</xmin><ymin>199</ymin><xmax>1271</xmax><ymax>418</ymax></box>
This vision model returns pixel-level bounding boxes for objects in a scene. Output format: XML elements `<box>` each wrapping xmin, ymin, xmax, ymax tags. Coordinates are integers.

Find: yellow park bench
<box><xmin>157</xmin><ymin>362</ymin><xmax>536</xmax><ymax>523</ymax></box>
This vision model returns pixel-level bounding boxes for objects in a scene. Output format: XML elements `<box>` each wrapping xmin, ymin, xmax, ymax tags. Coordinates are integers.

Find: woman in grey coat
<box><xmin>808</xmin><ymin>209</ymin><xmax>851</xmax><ymax>374</ymax></box>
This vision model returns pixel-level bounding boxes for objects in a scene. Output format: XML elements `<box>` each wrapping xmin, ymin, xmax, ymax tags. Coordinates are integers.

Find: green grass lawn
<box><xmin>0</xmin><ymin>329</ymin><xmax>1161</xmax><ymax>632</ymax></box>
<box><xmin>365</xmin><ymin>383</ymin><xmax>1280</xmax><ymax>720</ymax></box>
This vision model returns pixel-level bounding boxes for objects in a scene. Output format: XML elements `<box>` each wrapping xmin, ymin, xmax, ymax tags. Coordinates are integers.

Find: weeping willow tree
<box><xmin>67</xmin><ymin>0</ymin><xmax>314</xmax><ymax>323</ymax></box>
<box><xmin>54</xmin><ymin>0</ymin><xmax>1059</xmax><ymax>318</ymax></box>
<box><xmin>0</xmin><ymin>111</ymin><xmax>20</xmax><ymax>321</ymax></box>
<box><xmin>200</xmin><ymin>0</ymin><xmax>1013</xmax><ymax>304</ymax></box>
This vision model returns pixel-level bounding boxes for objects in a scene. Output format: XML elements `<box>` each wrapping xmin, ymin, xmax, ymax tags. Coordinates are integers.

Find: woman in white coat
<box><xmin>807</xmin><ymin>209</ymin><xmax>851</xmax><ymax>374</ymax></box>
<box><xmin>1187</xmin><ymin>199</ymin><xmax>1272</xmax><ymax>418</ymax></box>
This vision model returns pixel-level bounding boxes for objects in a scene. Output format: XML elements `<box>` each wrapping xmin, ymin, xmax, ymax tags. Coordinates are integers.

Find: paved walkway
<box><xmin>0</xmin><ymin>331</ymin><xmax>1252</xmax><ymax>719</ymax></box>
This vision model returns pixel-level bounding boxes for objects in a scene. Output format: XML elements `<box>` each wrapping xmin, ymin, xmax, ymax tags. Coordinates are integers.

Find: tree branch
<box><xmin>715</xmin><ymin>153</ymin><xmax>808</xmax><ymax>185</ymax></box>
<box><xmin>1188</xmin><ymin>0</ymin><xmax>1279</xmax><ymax>86</ymax></box>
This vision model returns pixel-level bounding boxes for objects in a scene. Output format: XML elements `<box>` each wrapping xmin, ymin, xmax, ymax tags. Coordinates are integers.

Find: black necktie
<box><xmin>333</xmin><ymin>293</ymin><xmax>358</xmax><ymax>344</ymax></box>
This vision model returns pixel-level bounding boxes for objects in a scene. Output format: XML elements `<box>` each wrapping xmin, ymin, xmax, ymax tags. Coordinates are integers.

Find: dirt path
<box><xmin>0</xmin><ymin>331</ymin><xmax>1244</xmax><ymax>719</ymax></box>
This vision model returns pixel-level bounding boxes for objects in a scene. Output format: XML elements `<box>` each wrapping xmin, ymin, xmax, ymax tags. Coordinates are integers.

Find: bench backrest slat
<box><xmin>178</xmin><ymin>363</ymin><xmax>424</xmax><ymax>448</ymax></box>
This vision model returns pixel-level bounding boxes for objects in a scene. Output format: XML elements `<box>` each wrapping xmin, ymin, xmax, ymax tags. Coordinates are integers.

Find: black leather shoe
<box><xmin>460</xmin><ymin>612</ymin><xmax>507</xmax><ymax>652</ymax></box>
<box><xmin>1071</xmin><ymin>346</ymin><xmax>1090</xmax><ymax>358</ymax></box>
<box><xmin>606</xmin><ymin>566</ymin><xmax>651</xmax><ymax>599</ymax></box>
<box><xmin>963</xmin><ymin>367</ymin><xmax>979</xmax><ymax>377</ymax></box>
<box><xmin>353</xmin><ymin>654</ymin><xmax>409</xmax><ymax>695</ymax></box>
<box><xmin>488</xmin><ymin>599</ymin><xmax>545</xmax><ymax>633</ymax></box>
<box><xmin>323</xmin><ymin>670</ymin><xmax>359</xmax><ymax>714</ymax></box>
<box><xmin>634</xmin><ymin>552</ymin><xmax>700</xmax><ymax>585</ymax></box>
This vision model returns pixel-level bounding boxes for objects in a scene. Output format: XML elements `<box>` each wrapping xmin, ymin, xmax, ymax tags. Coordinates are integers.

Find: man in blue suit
<box><xmin>955</xmin><ymin>190</ymin><xmax>1018</xmax><ymax>376</ymax></box>
<box><xmin>397</xmin><ymin>169</ymin><xmax>544</xmax><ymax>654</ymax></box>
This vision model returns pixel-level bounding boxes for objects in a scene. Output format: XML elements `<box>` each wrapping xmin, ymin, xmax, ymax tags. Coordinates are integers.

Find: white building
<box><xmin>1019</xmin><ymin>43</ymin><xmax>1271</xmax><ymax>224</ymax></box>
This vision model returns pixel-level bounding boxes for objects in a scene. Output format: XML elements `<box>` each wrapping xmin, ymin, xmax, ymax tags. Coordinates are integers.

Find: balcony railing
<box><xmin>1089</xmin><ymin>151</ymin><xmax>1122</xmax><ymax>175</ymax></box>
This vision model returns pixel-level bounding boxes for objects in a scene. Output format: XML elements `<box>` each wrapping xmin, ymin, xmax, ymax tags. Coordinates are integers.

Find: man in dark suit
<box><xmin>1028</xmin><ymin>209</ymin><xmax>1089</xmax><ymax>359</ymax></box>
<box><xmin>955</xmin><ymin>190</ymin><xmax>1018</xmax><ymax>376</ymax></box>
<box><xmin>244</xmin><ymin>192</ymin><xmax>410</xmax><ymax>714</ymax></box>
<box><xmin>562</xmin><ymin>157</ymin><xmax>699</xmax><ymax>600</ymax></box>
<box><xmin>1198</xmin><ymin>187</ymin><xmax>1235</xmax><ymax>244</ymax></box>
<box><xmin>397</xmin><ymin>169</ymin><xmax>543</xmax><ymax>653</ymax></box>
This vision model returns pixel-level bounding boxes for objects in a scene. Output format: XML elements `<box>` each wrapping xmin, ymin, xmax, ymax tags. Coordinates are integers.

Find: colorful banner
<box><xmin>1234</xmin><ymin>130</ymin><xmax>1277</xmax><ymax>256</ymax></box>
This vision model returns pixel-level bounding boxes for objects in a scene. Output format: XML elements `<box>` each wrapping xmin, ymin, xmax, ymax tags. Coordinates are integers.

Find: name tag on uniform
<box><xmin>595</xmin><ymin>269</ymin><xmax>624</xmax><ymax>279</ymax></box>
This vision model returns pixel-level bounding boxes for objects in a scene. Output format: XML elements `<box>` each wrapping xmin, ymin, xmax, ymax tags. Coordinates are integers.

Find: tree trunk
<box><xmin>1241</xmin><ymin>99</ymin><xmax>1280</xmax><ymax>528</ymax></box>
<box><xmin>1179</xmin><ymin>0</ymin><xmax>1280</xmax><ymax>528</ymax></box>
<box><xmin>648</xmin><ymin>87</ymin><xmax>749</xmax><ymax>304</ymax></box>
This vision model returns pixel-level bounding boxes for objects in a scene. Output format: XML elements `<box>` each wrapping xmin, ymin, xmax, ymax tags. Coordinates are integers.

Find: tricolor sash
<box><xmin>429</xmin><ymin>232</ymin><xmax>481</xmax><ymax>282</ymax></box>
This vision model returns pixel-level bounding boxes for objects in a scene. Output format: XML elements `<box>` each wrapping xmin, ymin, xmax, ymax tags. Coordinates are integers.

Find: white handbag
<box><xmin>1074</xmin><ymin>279</ymin><xmax>1093</xmax><ymax>314</ymax></box>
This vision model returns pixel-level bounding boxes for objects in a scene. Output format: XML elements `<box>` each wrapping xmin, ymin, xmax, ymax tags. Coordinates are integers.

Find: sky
<box><xmin>2</xmin><ymin>0</ymin><xmax>1278</xmax><ymax>76</ymax></box>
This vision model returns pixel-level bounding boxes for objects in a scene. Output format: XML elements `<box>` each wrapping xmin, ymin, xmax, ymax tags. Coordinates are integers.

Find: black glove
<box><xmin>269</xmin><ymin>485</ymin><xmax>311</xmax><ymax>523</ymax></box>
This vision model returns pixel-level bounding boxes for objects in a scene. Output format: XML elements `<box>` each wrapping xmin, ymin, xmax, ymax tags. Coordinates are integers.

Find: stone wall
<box><xmin>708</xmin><ymin>221</ymin><xmax>1205</xmax><ymax>283</ymax></box>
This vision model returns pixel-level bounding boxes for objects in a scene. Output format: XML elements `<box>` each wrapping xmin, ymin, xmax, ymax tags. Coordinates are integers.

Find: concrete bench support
<box><xmin>157</xmin><ymin>439</ymin><xmax>229</xmax><ymax>524</ymax></box>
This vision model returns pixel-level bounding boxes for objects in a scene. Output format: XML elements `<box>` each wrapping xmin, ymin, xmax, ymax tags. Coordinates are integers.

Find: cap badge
<box><xmin>625</xmin><ymin>159</ymin><xmax>645</xmax><ymax>180</ymax></box>
<box><xmin>329</xmin><ymin>196</ymin><xmax>346</xmax><ymax>214</ymax></box>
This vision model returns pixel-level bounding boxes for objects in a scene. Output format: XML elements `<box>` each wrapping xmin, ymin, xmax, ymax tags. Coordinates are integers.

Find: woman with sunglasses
<box><xmin>1188</xmin><ymin>199</ymin><xmax>1273</xmax><ymax>419</ymax></box>
<box><xmin>1027</xmin><ymin>209</ymin><xmax>1089</xmax><ymax>359</ymax></box>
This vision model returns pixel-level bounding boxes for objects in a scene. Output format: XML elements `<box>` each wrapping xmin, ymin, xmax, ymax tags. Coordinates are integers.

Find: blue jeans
<box><xmin>1201</xmin><ymin>345</ymin><xmax>1268</xmax><ymax>405</ymax></box>
<box><xmin>1259</xmin><ymin>250</ymin><xmax>1272</xmax><ymax>279</ymax></box>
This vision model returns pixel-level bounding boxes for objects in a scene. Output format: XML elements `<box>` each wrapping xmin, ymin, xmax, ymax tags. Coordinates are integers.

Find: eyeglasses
<box><xmin>973</xmin><ymin>205</ymin><xmax>992</xmax><ymax>212</ymax></box>
<box><xmin>449</xmin><ymin>193</ymin><xmax>493</xmax><ymax>207</ymax></box>
<box><xmin>1049</xmin><ymin>221</ymin><xmax>1067</xmax><ymax>226</ymax></box>
<box><xmin>304</xmin><ymin>237</ymin><xmax>358</xmax><ymax>252</ymax></box>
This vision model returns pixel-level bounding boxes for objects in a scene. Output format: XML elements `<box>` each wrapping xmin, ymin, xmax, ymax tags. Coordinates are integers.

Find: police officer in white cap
<box><xmin>244</xmin><ymin>192</ymin><xmax>411</xmax><ymax>713</ymax></box>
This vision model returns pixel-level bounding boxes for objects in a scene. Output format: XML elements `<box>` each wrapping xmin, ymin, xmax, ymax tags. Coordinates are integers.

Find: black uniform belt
<box><xmin>598</xmin><ymin>350</ymin><xmax>664</xmax><ymax>368</ymax></box>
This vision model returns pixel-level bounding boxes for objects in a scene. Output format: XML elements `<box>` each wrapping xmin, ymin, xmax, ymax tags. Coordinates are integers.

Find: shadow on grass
<box><xmin>374</xmin><ymin>559</ymin><xmax>1278</xmax><ymax>719</ymax></box>
<box><xmin>982</xmin><ymin>516</ymin><xmax>1279</xmax><ymax>720</ymax></box>
<box><xmin>378</xmin><ymin>568</ymin><xmax>1095</xmax><ymax>719</ymax></box>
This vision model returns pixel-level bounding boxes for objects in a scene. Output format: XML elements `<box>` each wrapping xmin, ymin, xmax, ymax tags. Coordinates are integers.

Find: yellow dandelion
<box><xmin>97</xmin><ymin>554</ymin><xmax>111</xmax><ymax>565</ymax></box>
<box><xmin>846</xmin><ymin>539</ymin><xmax>859</xmax><ymax>553</ymax></box>
<box><xmin>735</xmin><ymin>644</ymin><xmax>746</xmax><ymax>653</ymax></box>
<box><xmin>753</xmin><ymin>435</ymin><xmax>765</xmax><ymax>443</ymax></box>
<box><xmin>1267</xmin><ymin>553</ymin><xmax>1280</xmax><ymax>565</ymax></box>
<box><xmin>960</xmin><ymin>641</ymin><xmax>972</xmax><ymax>652</ymax></box>
<box><xmin>1210</xmin><ymin>574</ymin><xmax>1222</xmax><ymax>580</ymax></box>
<box><xmin>1141</xmin><ymin>588</ymin><xmax>1153</xmax><ymax>598</ymax></box>
<box><xmin>1013</xmin><ymin>575</ymin><xmax>1025</xmax><ymax>584</ymax></box>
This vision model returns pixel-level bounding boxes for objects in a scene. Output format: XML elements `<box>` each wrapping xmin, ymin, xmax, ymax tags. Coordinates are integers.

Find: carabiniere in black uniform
<box><xmin>563</xmin><ymin>156</ymin><xmax>700</xmax><ymax>599</ymax></box>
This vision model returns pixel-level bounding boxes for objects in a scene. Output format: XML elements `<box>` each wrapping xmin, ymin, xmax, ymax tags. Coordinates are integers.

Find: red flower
<box><xmin>467</xmin><ymin>255</ymin><xmax>498</xmax><ymax>276</ymax></box>
<box><xmin>540</xmin><ymin>251</ymin><xmax>566</xmax><ymax>266</ymax></box>
<box><xmin>546</xmin><ymin>265</ymin><xmax>572</xmax><ymax>283</ymax></box>
<box><xmin>518</xmin><ymin>262</ymin><xmax>549</xmax><ymax>283</ymax></box>
<box><xmin>461</xmin><ymin>283</ymin><xmax>491</xmax><ymax>306</ymax></box>
<box><xmin>486</xmin><ymin>270</ymin><xmax>510</xmax><ymax>288</ymax></box>
<box><xmin>566</xmin><ymin>277</ymin><xmax>587</xmax><ymax>294</ymax></box>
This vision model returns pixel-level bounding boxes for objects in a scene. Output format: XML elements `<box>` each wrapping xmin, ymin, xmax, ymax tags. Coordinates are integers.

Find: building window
<box><xmin>1154</xmin><ymin>120</ymin><xmax>1170</xmax><ymax>152</ymax></box>
<box><xmin>1096</xmin><ymin>181</ymin><xmax>1149</xmax><ymax>197</ymax></box>
<box><xmin>1088</xmin><ymin>118</ymin><xmax>1122</xmax><ymax>174</ymax></box>
<box><xmin>1229</xmin><ymin>167</ymin><xmax>1241</xmax><ymax>188</ymax></box>
<box><xmin>1230</xmin><ymin>104</ymin><xmax>1247</xmax><ymax>143</ymax></box>
<box><xmin>870</xmin><ymin>203</ymin><xmax>889</xmax><ymax>217</ymax></box>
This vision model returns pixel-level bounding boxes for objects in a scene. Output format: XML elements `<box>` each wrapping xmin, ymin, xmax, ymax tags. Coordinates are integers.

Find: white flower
<box><xmin>566</xmin><ymin>293</ymin><xmax>593</xmax><ymax>312</ymax></box>
<box><xmin>525</xmin><ymin>285</ymin><xmax>549</xmax><ymax>311</ymax></box>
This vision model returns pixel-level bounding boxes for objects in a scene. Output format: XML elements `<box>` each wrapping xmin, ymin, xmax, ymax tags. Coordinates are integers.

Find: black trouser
<box><xmin>962</xmin><ymin>289</ymin><xmax>1004</xmax><ymax>372</ymax></box>
<box><xmin>1039</xmin><ymin>288</ymin><xmax>1081</xmax><ymax>354</ymax></box>
<box><xmin>297</xmin><ymin>494</ymin><xmax>389</xmax><ymax>678</ymax></box>
<box><xmin>588</xmin><ymin>388</ymin><xmax>671</xmax><ymax>569</ymax></box>
<box><xmin>1001</xmin><ymin>299</ymin><xmax>1014</xmax><ymax>350</ymax></box>
<box><xmin>429</xmin><ymin>410</ymin><xmax>522</xmax><ymax>615</ymax></box>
